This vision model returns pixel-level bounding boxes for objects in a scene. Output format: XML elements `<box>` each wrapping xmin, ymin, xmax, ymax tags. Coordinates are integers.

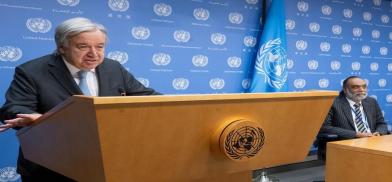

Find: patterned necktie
<box><xmin>77</xmin><ymin>70</ymin><xmax>92</xmax><ymax>96</ymax></box>
<box><xmin>354</xmin><ymin>103</ymin><xmax>366</xmax><ymax>133</ymax></box>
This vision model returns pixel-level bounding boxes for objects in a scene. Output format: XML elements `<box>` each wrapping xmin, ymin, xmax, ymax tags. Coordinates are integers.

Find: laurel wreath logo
<box><xmin>224</xmin><ymin>126</ymin><xmax>265</xmax><ymax>160</ymax></box>
<box><xmin>255</xmin><ymin>38</ymin><xmax>288</xmax><ymax>89</ymax></box>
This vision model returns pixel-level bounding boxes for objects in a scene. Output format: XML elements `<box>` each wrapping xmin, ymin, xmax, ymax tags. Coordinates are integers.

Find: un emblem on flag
<box><xmin>255</xmin><ymin>38</ymin><xmax>287</xmax><ymax>89</ymax></box>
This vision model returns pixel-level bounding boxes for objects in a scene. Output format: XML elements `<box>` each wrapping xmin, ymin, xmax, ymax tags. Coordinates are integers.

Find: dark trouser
<box><xmin>21</xmin><ymin>174</ymin><xmax>75</xmax><ymax>182</ymax></box>
<box><xmin>18</xmin><ymin>148</ymin><xmax>76</xmax><ymax>182</ymax></box>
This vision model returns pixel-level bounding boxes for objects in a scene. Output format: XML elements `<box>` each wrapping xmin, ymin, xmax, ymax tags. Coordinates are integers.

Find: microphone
<box><xmin>118</xmin><ymin>87</ymin><xmax>126</xmax><ymax>96</ymax></box>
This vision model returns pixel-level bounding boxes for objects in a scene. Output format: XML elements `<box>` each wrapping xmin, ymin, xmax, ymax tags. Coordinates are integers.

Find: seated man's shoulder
<box><xmin>18</xmin><ymin>54</ymin><xmax>57</xmax><ymax>68</ymax></box>
<box><xmin>364</xmin><ymin>96</ymin><xmax>379</xmax><ymax>104</ymax></box>
<box><xmin>103</xmin><ymin>58</ymin><xmax>122</xmax><ymax>66</ymax></box>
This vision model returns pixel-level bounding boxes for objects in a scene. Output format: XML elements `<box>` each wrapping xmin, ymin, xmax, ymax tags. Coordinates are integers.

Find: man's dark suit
<box><xmin>319</xmin><ymin>91</ymin><xmax>388</xmax><ymax>139</ymax></box>
<box><xmin>316</xmin><ymin>91</ymin><xmax>388</xmax><ymax>160</ymax></box>
<box><xmin>0</xmin><ymin>53</ymin><xmax>160</xmax><ymax>180</ymax></box>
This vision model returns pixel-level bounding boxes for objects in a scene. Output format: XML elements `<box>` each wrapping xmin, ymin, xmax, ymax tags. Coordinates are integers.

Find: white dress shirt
<box><xmin>346</xmin><ymin>98</ymin><xmax>370</xmax><ymax>133</ymax></box>
<box><xmin>62</xmin><ymin>58</ymin><xmax>99</xmax><ymax>96</ymax></box>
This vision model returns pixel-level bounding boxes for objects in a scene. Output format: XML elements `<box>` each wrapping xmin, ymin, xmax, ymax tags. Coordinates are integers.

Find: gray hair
<box><xmin>55</xmin><ymin>17</ymin><xmax>107</xmax><ymax>53</ymax></box>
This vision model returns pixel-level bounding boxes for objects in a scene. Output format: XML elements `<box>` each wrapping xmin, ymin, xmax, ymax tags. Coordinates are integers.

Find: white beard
<box><xmin>345</xmin><ymin>89</ymin><xmax>367</xmax><ymax>102</ymax></box>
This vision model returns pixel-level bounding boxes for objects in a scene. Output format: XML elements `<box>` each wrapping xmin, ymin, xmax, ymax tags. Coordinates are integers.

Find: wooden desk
<box><xmin>326</xmin><ymin>135</ymin><xmax>392</xmax><ymax>182</ymax></box>
<box><xmin>17</xmin><ymin>92</ymin><xmax>337</xmax><ymax>182</ymax></box>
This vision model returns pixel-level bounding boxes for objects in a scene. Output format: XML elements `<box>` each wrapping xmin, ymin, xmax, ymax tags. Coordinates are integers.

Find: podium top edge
<box><xmin>76</xmin><ymin>90</ymin><xmax>339</xmax><ymax>104</ymax></box>
<box><xmin>16</xmin><ymin>90</ymin><xmax>338</xmax><ymax>136</ymax></box>
<box><xmin>328</xmin><ymin>135</ymin><xmax>392</xmax><ymax>157</ymax></box>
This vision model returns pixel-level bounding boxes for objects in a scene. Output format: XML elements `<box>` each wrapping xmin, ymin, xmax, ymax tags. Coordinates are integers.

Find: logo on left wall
<box><xmin>0</xmin><ymin>46</ymin><xmax>22</xmax><ymax>62</ymax></box>
<box><xmin>26</xmin><ymin>18</ymin><xmax>52</xmax><ymax>33</ymax></box>
<box><xmin>57</xmin><ymin>0</ymin><xmax>79</xmax><ymax>6</ymax></box>
<box><xmin>0</xmin><ymin>167</ymin><xmax>20</xmax><ymax>182</ymax></box>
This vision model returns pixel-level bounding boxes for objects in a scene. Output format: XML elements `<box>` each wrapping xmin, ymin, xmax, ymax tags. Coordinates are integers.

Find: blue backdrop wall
<box><xmin>0</xmin><ymin>0</ymin><xmax>391</xmax><ymax>181</ymax></box>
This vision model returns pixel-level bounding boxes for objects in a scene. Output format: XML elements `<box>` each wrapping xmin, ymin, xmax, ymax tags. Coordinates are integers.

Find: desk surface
<box><xmin>328</xmin><ymin>134</ymin><xmax>392</xmax><ymax>156</ymax></box>
<box><xmin>327</xmin><ymin>135</ymin><xmax>392</xmax><ymax>182</ymax></box>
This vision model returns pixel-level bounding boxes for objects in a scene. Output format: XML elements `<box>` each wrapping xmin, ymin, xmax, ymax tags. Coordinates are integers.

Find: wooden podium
<box><xmin>326</xmin><ymin>135</ymin><xmax>392</xmax><ymax>182</ymax></box>
<box><xmin>17</xmin><ymin>91</ymin><xmax>337</xmax><ymax>182</ymax></box>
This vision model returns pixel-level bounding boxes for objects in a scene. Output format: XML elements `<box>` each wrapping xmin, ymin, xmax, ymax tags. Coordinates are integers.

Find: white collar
<box><xmin>346</xmin><ymin>97</ymin><xmax>362</xmax><ymax>107</ymax></box>
<box><xmin>62</xmin><ymin>56</ymin><xmax>95</xmax><ymax>78</ymax></box>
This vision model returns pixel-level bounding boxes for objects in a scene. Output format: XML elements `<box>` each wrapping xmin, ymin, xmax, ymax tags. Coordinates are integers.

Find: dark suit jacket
<box><xmin>319</xmin><ymin>91</ymin><xmax>388</xmax><ymax>140</ymax></box>
<box><xmin>0</xmin><ymin>53</ymin><xmax>160</xmax><ymax>178</ymax></box>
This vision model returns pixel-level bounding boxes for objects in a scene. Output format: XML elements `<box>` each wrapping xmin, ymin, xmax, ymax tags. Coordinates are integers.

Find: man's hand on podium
<box><xmin>356</xmin><ymin>131</ymin><xmax>381</xmax><ymax>138</ymax></box>
<box><xmin>372</xmin><ymin>132</ymin><xmax>381</xmax><ymax>136</ymax></box>
<box><xmin>0</xmin><ymin>113</ymin><xmax>42</xmax><ymax>132</ymax></box>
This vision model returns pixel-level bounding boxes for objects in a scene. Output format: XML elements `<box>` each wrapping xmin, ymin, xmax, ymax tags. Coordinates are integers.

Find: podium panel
<box><xmin>326</xmin><ymin>135</ymin><xmax>392</xmax><ymax>182</ymax></box>
<box><xmin>18</xmin><ymin>91</ymin><xmax>337</xmax><ymax>182</ymax></box>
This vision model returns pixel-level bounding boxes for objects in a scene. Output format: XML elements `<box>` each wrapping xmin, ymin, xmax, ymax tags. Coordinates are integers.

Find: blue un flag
<box><xmin>248</xmin><ymin>0</ymin><xmax>288</xmax><ymax>92</ymax></box>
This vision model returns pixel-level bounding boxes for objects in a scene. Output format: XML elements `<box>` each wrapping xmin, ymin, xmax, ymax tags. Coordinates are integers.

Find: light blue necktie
<box><xmin>354</xmin><ymin>103</ymin><xmax>366</xmax><ymax>133</ymax></box>
<box><xmin>77</xmin><ymin>70</ymin><xmax>92</xmax><ymax>96</ymax></box>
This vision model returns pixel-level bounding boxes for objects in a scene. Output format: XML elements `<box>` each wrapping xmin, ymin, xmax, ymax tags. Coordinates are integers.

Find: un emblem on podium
<box><xmin>217</xmin><ymin>119</ymin><xmax>265</xmax><ymax>161</ymax></box>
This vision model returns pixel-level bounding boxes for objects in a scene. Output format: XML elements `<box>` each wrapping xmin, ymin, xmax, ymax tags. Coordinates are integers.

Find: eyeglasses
<box><xmin>350</xmin><ymin>84</ymin><xmax>367</xmax><ymax>90</ymax></box>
